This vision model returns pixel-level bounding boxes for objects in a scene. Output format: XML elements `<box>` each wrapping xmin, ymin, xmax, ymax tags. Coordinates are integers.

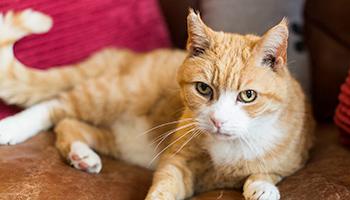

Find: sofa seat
<box><xmin>0</xmin><ymin>125</ymin><xmax>349</xmax><ymax>199</ymax></box>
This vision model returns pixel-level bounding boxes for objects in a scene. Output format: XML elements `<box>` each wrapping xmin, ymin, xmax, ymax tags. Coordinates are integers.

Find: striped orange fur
<box><xmin>0</xmin><ymin>9</ymin><xmax>314</xmax><ymax>200</ymax></box>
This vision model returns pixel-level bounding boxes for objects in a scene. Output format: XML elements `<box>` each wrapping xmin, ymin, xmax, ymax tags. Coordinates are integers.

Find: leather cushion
<box><xmin>0</xmin><ymin>125</ymin><xmax>349</xmax><ymax>199</ymax></box>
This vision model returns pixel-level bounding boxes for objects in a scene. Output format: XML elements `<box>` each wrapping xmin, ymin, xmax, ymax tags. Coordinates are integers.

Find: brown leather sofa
<box><xmin>0</xmin><ymin>1</ymin><xmax>350</xmax><ymax>199</ymax></box>
<box><xmin>0</xmin><ymin>126</ymin><xmax>349</xmax><ymax>199</ymax></box>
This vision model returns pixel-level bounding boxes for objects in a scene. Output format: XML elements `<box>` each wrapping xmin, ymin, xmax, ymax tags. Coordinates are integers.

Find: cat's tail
<box><xmin>0</xmin><ymin>9</ymin><xmax>112</xmax><ymax>107</ymax></box>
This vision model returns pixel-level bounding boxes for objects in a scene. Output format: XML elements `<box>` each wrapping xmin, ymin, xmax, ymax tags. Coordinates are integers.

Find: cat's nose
<box><xmin>210</xmin><ymin>116</ymin><xmax>222</xmax><ymax>129</ymax></box>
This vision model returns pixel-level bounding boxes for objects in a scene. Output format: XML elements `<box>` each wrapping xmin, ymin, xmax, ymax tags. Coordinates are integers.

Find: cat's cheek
<box><xmin>194</xmin><ymin>108</ymin><xmax>214</xmax><ymax>131</ymax></box>
<box><xmin>186</xmin><ymin>99</ymin><xmax>209</xmax><ymax>114</ymax></box>
<box><xmin>182</xmin><ymin>88</ymin><xmax>208</xmax><ymax>111</ymax></box>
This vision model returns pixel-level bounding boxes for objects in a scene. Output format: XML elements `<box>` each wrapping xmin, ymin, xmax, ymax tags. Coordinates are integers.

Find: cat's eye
<box><xmin>237</xmin><ymin>90</ymin><xmax>257</xmax><ymax>103</ymax></box>
<box><xmin>192</xmin><ymin>47</ymin><xmax>205</xmax><ymax>56</ymax></box>
<box><xmin>195</xmin><ymin>82</ymin><xmax>213</xmax><ymax>98</ymax></box>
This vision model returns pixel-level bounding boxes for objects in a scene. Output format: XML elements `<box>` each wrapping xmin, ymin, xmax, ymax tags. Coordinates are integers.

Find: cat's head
<box><xmin>177</xmin><ymin>9</ymin><xmax>290</xmax><ymax>141</ymax></box>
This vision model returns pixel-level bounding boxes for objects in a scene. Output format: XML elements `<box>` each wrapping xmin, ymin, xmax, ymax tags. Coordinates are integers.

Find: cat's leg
<box><xmin>55</xmin><ymin>118</ymin><xmax>116</xmax><ymax>173</ymax></box>
<box><xmin>145</xmin><ymin>159</ymin><xmax>194</xmax><ymax>200</ymax></box>
<box><xmin>0</xmin><ymin>100</ymin><xmax>59</xmax><ymax>145</ymax></box>
<box><xmin>0</xmin><ymin>74</ymin><xmax>123</xmax><ymax>145</ymax></box>
<box><xmin>243</xmin><ymin>173</ymin><xmax>282</xmax><ymax>200</ymax></box>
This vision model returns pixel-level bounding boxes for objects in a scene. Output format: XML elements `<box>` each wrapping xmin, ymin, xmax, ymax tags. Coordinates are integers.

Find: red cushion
<box><xmin>335</xmin><ymin>69</ymin><xmax>350</xmax><ymax>146</ymax></box>
<box><xmin>0</xmin><ymin>0</ymin><xmax>171</xmax><ymax>119</ymax></box>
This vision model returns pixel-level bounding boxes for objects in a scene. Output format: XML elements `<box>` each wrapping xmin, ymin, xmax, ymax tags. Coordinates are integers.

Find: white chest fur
<box><xmin>111</xmin><ymin>115</ymin><xmax>157</xmax><ymax>169</ymax></box>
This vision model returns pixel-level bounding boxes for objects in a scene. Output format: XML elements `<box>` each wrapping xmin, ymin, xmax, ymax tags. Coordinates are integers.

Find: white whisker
<box><xmin>240</xmin><ymin>136</ymin><xmax>268</xmax><ymax>173</ymax></box>
<box><xmin>148</xmin><ymin>127</ymin><xmax>196</xmax><ymax>167</ymax></box>
<box><xmin>170</xmin><ymin>129</ymin><xmax>202</xmax><ymax>158</ymax></box>
<box><xmin>137</xmin><ymin>118</ymin><xmax>193</xmax><ymax>137</ymax></box>
<box><xmin>152</xmin><ymin>123</ymin><xmax>197</xmax><ymax>151</ymax></box>
<box><xmin>151</xmin><ymin>122</ymin><xmax>196</xmax><ymax>145</ymax></box>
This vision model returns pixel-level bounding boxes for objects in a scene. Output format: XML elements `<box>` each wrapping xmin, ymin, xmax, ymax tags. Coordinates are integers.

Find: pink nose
<box><xmin>210</xmin><ymin>116</ymin><xmax>222</xmax><ymax>129</ymax></box>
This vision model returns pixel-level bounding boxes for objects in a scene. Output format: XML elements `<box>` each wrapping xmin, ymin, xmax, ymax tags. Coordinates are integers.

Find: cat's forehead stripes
<box><xmin>209</xmin><ymin>34</ymin><xmax>256</xmax><ymax>91</ymax></box>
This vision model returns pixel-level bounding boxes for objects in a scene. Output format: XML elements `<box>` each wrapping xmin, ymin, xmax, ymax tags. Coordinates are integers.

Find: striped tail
<box><xmin>0</xmin><ymin>9</ymin><xmax>116</xmax><ymax>107</ymax></box>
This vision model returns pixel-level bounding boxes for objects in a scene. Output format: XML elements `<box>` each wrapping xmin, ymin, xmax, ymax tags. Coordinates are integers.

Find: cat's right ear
<box><xmin>186</xmin><ymin>9</ymin><xmax>211</xmax><ymax>56</ymax></box>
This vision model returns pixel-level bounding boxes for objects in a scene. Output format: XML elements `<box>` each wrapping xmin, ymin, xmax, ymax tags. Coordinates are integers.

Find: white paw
<box><xmin>146</xmin><ymin>191</ymin><xmax>176</xmax><ymax>200</ymax></box>
<box><xmin>0</xmin><ymin>116</ymin><xmax>28</xmax><ymax>145</ymax></box>
<box><xmin>19</xmin><ymin>9</ymin><xmax>53</xmax><ymax>33</ymax></box>
<box><xmin>68</xmin><ymin>141</ymin><xmax>102</xmax><ymax>173</ymax></box>
<box><xmin>243</xmin><ymin>181</ymin><xmax>280</xmax><ymax>200</ymax></box>
<box><xmin>0</xmin><ymin>101</ymin><xmax>55</xmax><ymax>145</ymax></box>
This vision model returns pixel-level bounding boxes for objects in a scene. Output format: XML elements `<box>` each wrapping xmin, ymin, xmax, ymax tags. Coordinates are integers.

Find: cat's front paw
<box><xmin>145</xmin><ymin>189</ymin><xmax>176</xmax><ymax>200</ymax></box>
<box><xmin>145</xmin><ymin>193</ymin><xmax>175</xmax><ymax>200</ymax></box>
<box><xmin>243</xmin><ymin>181</ymin><xmax>280</xmax><ymax>200</ymax></box>
<box><xmin>0</xmin><ymin>116</ymin><xmax>27</xmax><ymax>145</ymax></box>
<box><xmin>68</xmin><ymin>141</ymin><xmax>102</xmax><ymax>173</ymax></box>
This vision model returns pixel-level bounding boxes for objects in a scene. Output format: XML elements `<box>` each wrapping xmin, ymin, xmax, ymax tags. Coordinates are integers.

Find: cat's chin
<box><xmin>201</xmin><ymin>127</ymin><xmax>238</xmax><ymax>141</ymax></box>
<box><xmin>211</xmin><ymin>132</ymin><xmax>238</xmax><ymax>141</ymax></box>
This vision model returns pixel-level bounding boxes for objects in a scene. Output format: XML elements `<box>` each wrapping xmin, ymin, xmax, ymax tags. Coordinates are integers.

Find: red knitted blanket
<box><xmin>0</xmin><ymin>0</ymin><xmax>171</xmax><ymax>119</ymax></box>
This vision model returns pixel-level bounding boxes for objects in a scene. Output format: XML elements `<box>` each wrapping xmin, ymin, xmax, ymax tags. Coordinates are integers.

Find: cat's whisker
<box><xmin>150</xmin><ymin>132</ymin><xmax>174</xmax><ymax>147</ymax></box>
<box><xmin>170</xmin><ymin>129</ymin><xmax>202</xmax><ymax>158</ymax></box>
<box><xmin>237</xmin><ymin>137</ymin><xmax>251</xmax><ymax>169</ymax></box>
<box><xmin>240</xmin><ymin>137</ymin><xmax>264</xmax><ymax>172</ymax></box>
<box><xmin>150</xmin><ymin>131</ymin><xmax>171</xmax><ymax>145</ymax></box>
<box><xmin>240</xmin><ymin>136</ymin><xmax>268</xmax><ymax>173</ymax></box>
<box><xmin>137</xmin><ymin>118</ymin><xmax>193</xmax><ymax>137</ymax></box>
<box><xmin>150</xmin><ymin>122</ymin><xmax>197</xmax><ymax>145</ymax></box>
<box><xmin>148</xmin><ymin>127</ymin><xmax>196</xmax><ymax>167</ymax></box>
<box><xmin>150</xmin><ymin>123</ymin><xmax>196</xmax><ymax>147</ymax></box>
<box><xmin>153</xmin><ymin>123</ymin><xmax>197</xmax><ymax>152</ymax></box>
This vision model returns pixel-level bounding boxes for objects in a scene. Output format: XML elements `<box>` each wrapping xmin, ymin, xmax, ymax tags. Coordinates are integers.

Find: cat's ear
<box><xmin>186</xmin><ymin>9</ymin><xmax>212</xmax><ymax>56</ymax></box>
<box><xmin>256</xmin><ymin>18</ymin><xmax>289</xmax><ymax>72</ymax></box>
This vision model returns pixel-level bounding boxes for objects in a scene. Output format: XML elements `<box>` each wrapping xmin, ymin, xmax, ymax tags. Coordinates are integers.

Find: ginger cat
<box><xmin>0</xmin><ymin>9</ymin><xmax>314</xmax><ymax>200</ymax></box>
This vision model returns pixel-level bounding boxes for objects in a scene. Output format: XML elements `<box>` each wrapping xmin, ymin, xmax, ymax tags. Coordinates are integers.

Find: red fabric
<box><xmin>0</xmin><ymin>0</ymin><xmax>171</xmax><ymax>119</ymax></box>
<box><xmin>335</xmin><ymin>69</ymin><xmax>350</xmax><ymax>146</ymax></box>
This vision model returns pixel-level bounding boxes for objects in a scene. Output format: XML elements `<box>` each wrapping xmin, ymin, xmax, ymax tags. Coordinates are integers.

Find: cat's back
<box><xmin>98</xmin><ymin>48</ymin><xmax>187</xmax><ymax>75</ymax></box>
<box><xmin>127</xmin><ymin>48</ymin><xmax>187</xmax><ymax>77</ymax></box>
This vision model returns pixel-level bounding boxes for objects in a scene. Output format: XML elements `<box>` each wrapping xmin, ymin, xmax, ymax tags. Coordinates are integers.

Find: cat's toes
<box><xmin>243</xmin><ymin>181</ymin><xmax>280</xmax><ymax>200</ymax></box>
<box><xmin>68</xmin><ymin>141</ymin><xmax>102</xmax><ymax>173</ymax></box>
<box><xmin>145</xmin><ymin>191</ymin><xmax>176</xmax><ymax>200</ymax></box>
<box><xmin>0</xmin><ymin>117</ymin><xmax>25</xmax><ymax>145</ymax></box>
<box><xmin>19</xmin><ymin>9</ymin><xmax>53</xmax><ymax>33</ymax></box>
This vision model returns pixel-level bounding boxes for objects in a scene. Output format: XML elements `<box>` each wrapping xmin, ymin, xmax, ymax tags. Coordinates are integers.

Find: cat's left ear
<box><xmin>256</xmin><ymin>18</ymin><xmax>289</xmax><ymax>72</ymax></box>
<box><xmin>186</xmin><ymin>9</ymin><xmax>213</xmax><ymax>57</ymax></box>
